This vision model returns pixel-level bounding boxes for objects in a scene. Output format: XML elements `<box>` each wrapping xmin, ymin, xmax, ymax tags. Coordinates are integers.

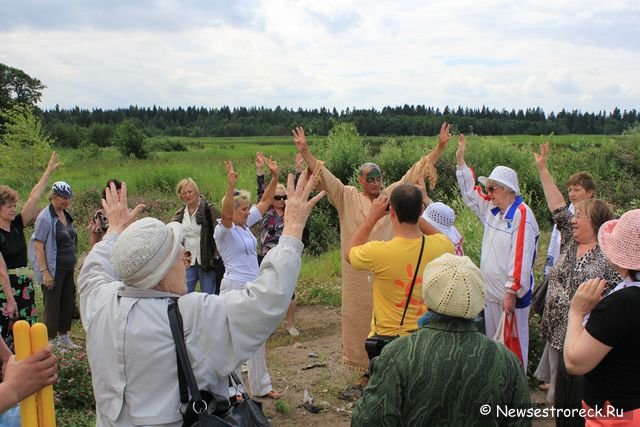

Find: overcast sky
<box><xmin>1</xmin><ymin>0</ymin><xmax>639</xmax><ymax>114</ymax></box>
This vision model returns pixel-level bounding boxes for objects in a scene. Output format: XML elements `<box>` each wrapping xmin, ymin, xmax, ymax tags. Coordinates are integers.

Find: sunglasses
<box><xmin>233</xmin><ymin>190</ymin><xmax>240</xmax><ymax>196</ymax></box>
<box><xmin>179</xmin><ymin>250</ymin><xmax>192</xmax><ymax>266</ymax></box>
<box><xmin>365</xmin><ymin>176</ymin><xmax>382</xmax><ymax>184</ymax></box>
<box><xmin>486</xmin><ymin>185</ymin><xmax>502</xmax><ymax>193</ymax></box>
<box><xmin>273</xmin><ymin>195</ymin><xmax>287</xmax><ymax>201</ymax></box>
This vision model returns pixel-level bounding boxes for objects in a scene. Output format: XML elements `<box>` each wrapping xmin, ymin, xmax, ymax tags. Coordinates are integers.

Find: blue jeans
<box><xmin>186</xmin><ymin>264</ymin><xmax>216</xmax><ymax>294</ymax></box>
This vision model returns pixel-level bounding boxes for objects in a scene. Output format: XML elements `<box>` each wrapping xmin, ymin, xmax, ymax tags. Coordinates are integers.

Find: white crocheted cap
<box><xmin>478</xmin><ymin>166</ymin><xmax>521</xmax><ymax>195</ymax></box>
<box><xmin>598</xmin><ymin>209</ymin><xmax>640</xmax><ymax>271</ymax></box>
<box><xmin>422</xmin><ymin>254</ymin><xmax>485</xmax><ymax>319</ymax></box>
<box><xmin>111</xmin><ymin>217</ymin><xmax>183</xmax><ymax>289</ymax></box>
<box><xmin>423</xmin><ymin>202</ymin><xmax>455</xmax><ymax>231</ymax></box>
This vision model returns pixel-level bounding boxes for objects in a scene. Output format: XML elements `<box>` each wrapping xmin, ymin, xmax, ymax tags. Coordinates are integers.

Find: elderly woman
<box><xmin>28</xmin><ymin>181</ymin><xmax>78</xmax><ymax>348</ymax></box>
<box><xmin>256</xmin><ymin>152</ymin><xmax>308</xmax><ymax>336</ymax></box>
<box><xmin>456</xmin><ymin>134</ymin><xmax>539</xmax><ymax>369</ymax></box>
<box><xmin>0</xmin><ymin>153</ymin><xmax>58</xmax><ymax>350</ymax></box>
<box><xmin>79</xmin><ymin>176</ymin><xmax>324</xmax><ymax>425</ymax></box>
<box><xmin>533</xmin><ymin>143</ymin><xmax>619</xmax><ymax>424</ymax></box>
<box><xmin>215</xmin><ymin>159</ymin><xmax>281</xmax><ymax>399</ymax></box>
<box><xmin>171</xmin><ymin>177</ymin><xmax>222</xmax><ymax>295</ymax></box>
<box><xmin>564</xmin><ymin>209</ymin><xmax>640</xmax><ymax>425</ymax></box>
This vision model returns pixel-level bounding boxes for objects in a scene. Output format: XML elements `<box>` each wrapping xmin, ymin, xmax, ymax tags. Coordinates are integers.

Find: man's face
<box><xmin>359</xmin><ymin>165</ymin><xmax>383</xmax><ymax>198</ymax></box>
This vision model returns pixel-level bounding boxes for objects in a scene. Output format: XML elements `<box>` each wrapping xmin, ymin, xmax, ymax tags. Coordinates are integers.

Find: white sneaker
<box><xmin>58</xmin><ymin>334</ymin><xmax>79</xmax><ymax>349</ymax></box>
<box><xmin>287</xmin><ymin>327</ymin><xmax>300</xmax><ymax>337</ymax></box>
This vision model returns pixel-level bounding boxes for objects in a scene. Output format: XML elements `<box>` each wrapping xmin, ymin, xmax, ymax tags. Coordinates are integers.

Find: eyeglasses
<box><xmin>233</xmin><ymin>190</ymin><xmax>240</xmax><ymax>196</ymax></box>
<box><xmin>365</xmin><ymin>176</ymin><xmax>382</xmax><ymax>184</ymax></box>
<box><xmin>179</xmin><ymin>250</ymin><xmax>192</xmax><ymax>266</ymax></box>
<box><xmin>486</xmin><ymin>185</ymin><xmax>502</xmax><ymax>193</ymax></box>
<box><xmin>273</xmin><ymin>195</ymin><xmax>287</xmax><ymax>201</ymax></box>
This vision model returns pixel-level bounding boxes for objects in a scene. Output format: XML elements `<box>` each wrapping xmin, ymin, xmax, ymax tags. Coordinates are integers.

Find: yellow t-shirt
<box><xmin>349</xmin><ymin>234</ymin><xmax>455</xmax><ymax>337</ymax></box>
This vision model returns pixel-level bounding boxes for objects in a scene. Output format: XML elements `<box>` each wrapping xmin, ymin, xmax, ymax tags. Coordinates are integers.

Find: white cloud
<box><xmin>0</xmin><ymin>0</ymin><xmax>638</xmax><ymax>113</ymax></box>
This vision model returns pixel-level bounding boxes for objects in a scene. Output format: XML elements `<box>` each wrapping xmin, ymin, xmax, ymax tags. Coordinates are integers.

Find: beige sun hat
<box><xmin>422</xmin><ymin>254</ymin><xmax>485</xmax><ymax>319</ymax></box>
<box><xmin>598</xmin><ymin>209</ymin><xmax>640</xmax><ymax>271</ymax></box>
<box><xmin>478</xmin><ymin>166</ymin><xmax>520</xmax><ymax>195</ymax></box>
<box><xmin>111</xmin><ymin>217</ymin><xmax>183</xmax><ymax>289</ymax></box>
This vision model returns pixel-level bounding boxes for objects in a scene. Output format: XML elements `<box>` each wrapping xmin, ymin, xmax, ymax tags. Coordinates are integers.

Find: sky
<box><xmin>1</xmin><ymin>0</ymin><xmax>639</xmax><ymax>114</ymax></box>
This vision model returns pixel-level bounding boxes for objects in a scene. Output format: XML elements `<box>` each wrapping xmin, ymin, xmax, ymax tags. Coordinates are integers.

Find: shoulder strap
<box><xmin>168</xmin><ymin>301</ymin><xmax>206</xmax><ymax>412</ymax></box>
<box><xmin>399</xmin><ymin>235</ymin><xmax>426</xmax><ymax>327</ymax></box>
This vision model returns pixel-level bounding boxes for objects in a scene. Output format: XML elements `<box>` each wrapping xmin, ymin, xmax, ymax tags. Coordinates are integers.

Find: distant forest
<box><xmin>41</xmin><ymin>104</ymin><xmax>639</xmax><ymax>147</ymax></box>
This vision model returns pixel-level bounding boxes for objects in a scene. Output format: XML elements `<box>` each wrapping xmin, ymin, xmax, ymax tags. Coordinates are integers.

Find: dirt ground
<box><xmin>253</xmin><ymin>305</ymin><xmax>555</xmax><ymax>426</ymax></box>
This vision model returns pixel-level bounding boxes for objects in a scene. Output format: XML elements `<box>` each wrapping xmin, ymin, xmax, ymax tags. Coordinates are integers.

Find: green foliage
<box><xmin>114</xmin><ymin>119</ymin><xmax>149</xmax><ymax>158</ymax></box>
<box><xmin>0</xmin><ymin>63</ymin><xmax>45</xmax><ymax>112</ymax></box>
<box><xmin>274</xmin><ymin>399</ymin><xmax>291</xmax><ymax>414</ymax></box>
<box><xmin>48</xmin><ymin>121</ymin><xmax>85</xmax><ymax>148</ymax></box>
<box><xmin>0</xmin><ymin>105</ymin><xmax>53</xmax><ymax>190</ymax></box>
<box><xmin>314</xmin><ymin>122</ymin><xmax>370</xmax><ymax>182</ymax></box>
<box><xmin>305</xmin><ymin>197</ymin><xmax>340</xmax><ymax>255</ymax></box>
<box><xmin>296</xmin><ymin>278</ymin><xmax>342</xmax><ymax>306</ymax></box>
<box><xmin>375</xmin><ymin>137</ymin><xmax>431</xmax><ymax>184</ymax></box>
<box><xmin>88</xmin><ymin>123</ymin><xmax>113</xmax><ymax>147</ymax></box>
<box><xmin>54</xmin><ymin>345</ymin><xmax>95</xmax><ymax>411</ymax></box>
<box><xmin>149</xmin><ymin>138</ymin><xmax>188</xmax><ymax>152</ymax></box>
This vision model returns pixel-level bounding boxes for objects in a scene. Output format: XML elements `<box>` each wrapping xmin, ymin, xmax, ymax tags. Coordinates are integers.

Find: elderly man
<box><xmin>293</xmin><ymin>123</ymin><xmax>452</xmax><ymax>371</ymax></box>
<box><xmin>352</xmin><ymin>254</ymin><xmax>531</xmax><ymax>426</ymax></box>
<box><xmin>344</xmin><ymin>184</ymin><xmax>454</xmax><ymax>360</ymax></box>
<box><xmin>455</xmin><ymin>134</ymin><xmax>539</xmax><ymax>369</ymax></box>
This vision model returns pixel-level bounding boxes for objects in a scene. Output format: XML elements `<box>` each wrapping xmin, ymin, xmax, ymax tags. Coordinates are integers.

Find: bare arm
<box><xmin>427</xmin><ymin>122</ymin><xmax>452</xmax><ymax>165</ymax></box>
<box><xmin>344</xmin><ymin>195</ymin><xmax>389</xmax><ymax>264</ymax></box>
<box><xmin>34</xmin><ymin>241</ymin><xmax>54</xmax><ymax>289</ymax></box>
<box><xmin>563</xmin><ymin>278</ymin><xmax>612</xmax><ymax>375</ymax></box>
<box><xmin>0</xmin><ymin>254</ymin><xmax>16</xmax><ymax>319</ymax></box>
<box><xmin>533</xmin><ymin>143</ymin><xmax>566</xmax><ymax>212</ymax></box>
<box><xmin>255</xmin><ymin>157</ymin><xmax>280</xmax><ymax>215</ymax></box>
<box><xmin>20</xmin><ymin>152</ymin><xmax>60</xmax><ymax>225</ymax></box>
<box><xmin>221</xmin><ymin>161</ymin><xmax>238</xmax><ymax>228</ymax></box>
<box><xmin>292</xmin><ymin>127</ymin><xmax>318</xmax><ymax>172</ymax></box>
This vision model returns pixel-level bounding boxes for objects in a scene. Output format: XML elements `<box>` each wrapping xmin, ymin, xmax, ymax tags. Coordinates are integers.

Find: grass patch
<box><xmin>274</xmin><ymin>399</ymin><xmax>291</xmax><ymax>415</ymax></box>
<box><xmin>295</xmin><ymin>279</ymin><xmax>342</xmax><ymax>307</ymax></box>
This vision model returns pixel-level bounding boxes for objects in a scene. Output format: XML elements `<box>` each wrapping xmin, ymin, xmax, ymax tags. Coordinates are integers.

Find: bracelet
<box><xmin>41</xmin><ymin>268</ymin><xmax>48</xmax><ymax>273</ymax></box>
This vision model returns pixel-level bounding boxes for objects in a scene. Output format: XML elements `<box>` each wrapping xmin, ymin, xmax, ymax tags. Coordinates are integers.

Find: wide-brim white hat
<box><xmin>478</xmin><ymin>166</ymin><xmax>520</xmax><ymax>195</ymax></box>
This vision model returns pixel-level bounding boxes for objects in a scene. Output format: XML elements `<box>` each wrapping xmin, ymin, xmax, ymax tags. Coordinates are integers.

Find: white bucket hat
<box><xmin>422</xmin><ymin>254</ymin><xmax>485</xmax><ymax>319</ymax></box>
<box><xmin>478</xmin><ymin>166</ymin><xmax>520</xmax><ymax>195</ymax></box>
<box><xmin>422</xmin><ymin>202</ymin><xmax>462</xmax><ymax>245</ymax></box>
<box><xmin>111</xmin><ymin>217</ymin><xmax>183</xmax><ymax>289</ymax></box>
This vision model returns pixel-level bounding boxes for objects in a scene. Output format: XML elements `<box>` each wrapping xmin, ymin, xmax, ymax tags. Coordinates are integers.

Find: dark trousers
<box><xmin>42</xmin><ymin>269</ymin><xmax>75</xmax><ymax>340</ymax></box>
<box><xmin>555</xmin><ymin>352</ymin><xmax>585</xmax><ymax>427</ymax></box>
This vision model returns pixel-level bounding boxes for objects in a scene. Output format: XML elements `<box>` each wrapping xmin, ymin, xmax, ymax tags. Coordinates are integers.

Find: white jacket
<box><xmin>456</xmin><ymin>165</ymin><xmax>540</xmax><ymax>306</ymax></box>
<box><xmin>79</xmin><ymin>233</ymin><xmax>303</xmax><ymax>426</ymax></box>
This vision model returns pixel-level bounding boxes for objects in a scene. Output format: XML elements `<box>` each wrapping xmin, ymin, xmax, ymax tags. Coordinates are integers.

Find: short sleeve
<box><xmin>33</xmin><ymin>211</ymin><xmax>51</xmax><ymax>242</ymax></box>
<box><xmin>349</xmin><ymin>241</ymin><xmax>383</xmax><ymax>273</ymax></box>
<box><xmin>585</xmin><ymin>291</ymin><xmax>630</xmax><ymax>347</ymax></box>
<box><xmin>246</xmin><ymin>205</ymin><xmax>263</xmax><ymax>228</ymax></box>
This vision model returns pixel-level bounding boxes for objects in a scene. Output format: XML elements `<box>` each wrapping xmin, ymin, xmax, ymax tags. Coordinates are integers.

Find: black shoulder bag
<box><xmin>364</xmin><ymin>235</ymin><xmax>425</xmax><ymax>361</ymax></box>
<box><xmin>168</xmin><ymin>301</ymin><xmax>270</xmax><ymax>427</ymax></box>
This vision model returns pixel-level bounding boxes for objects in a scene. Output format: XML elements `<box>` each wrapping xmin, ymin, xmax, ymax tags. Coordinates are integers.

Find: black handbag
<box><xmin>365</xmin><ymin>236</ymin><xmax>425</xmax><ymax>361</ymax></box>
<box><xmin>168</xmin><ymin>302</ymin><xmax>270</xmax><ymax>427</ymax></box>
<box><xmin>531</xmin><ymin>275</ymin><xmax>549</xmax><ymax>316</ymax></box>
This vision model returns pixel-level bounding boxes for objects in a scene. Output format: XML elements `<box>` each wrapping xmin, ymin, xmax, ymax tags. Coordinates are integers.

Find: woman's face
<box><xmin>160</xmin><ymin>248</ymin><xmax>190</xmax><ymax>295</ymax></box>
<box><xmin>271</xmin><ymin>190</ymin><xmax>287</xmax><ymax>209</ymax></box>
<box><xmin>51</xmin><ymin>195</ymin><xmax>71</xmax><ymax>211</ymax></box>
<box><xmin>180</xmin><ymin>183</ymin><xmax>197</xmax><ymax>205</ymax></box>
<box><xmin>233</xmin><ymin>201</ymin><xmax>251</xmax><ymax>226</ymax></box>
<box><xmin>571</xmin><ymin>208</ymin><xmax>597</xmax><ymax>244</ymax></box>
<box><xmin>0</xmin><ymin>202</ymin><xmax>17</xmax><ymax>223</ymax></box>
<box><xmin>568</xmin><ymin>185</ymin><xmax>593</xmax><ymax>205</ymax></box>
<box><xmin>485</xmin><ymin>182</ymin><xmax>515</xmax><ymax>212</ymax></box>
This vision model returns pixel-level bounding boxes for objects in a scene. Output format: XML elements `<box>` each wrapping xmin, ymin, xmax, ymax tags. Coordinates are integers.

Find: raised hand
<box><xmin>102</xmin><ymin>182</ymin><xmax>145</xmax><ymax>235</ymax></box>
<box><xmin>46</xmin><ymin>152</ymin><xmax>60</xmax><ymax>172</ymax></box>
<box><xmin>225</xmin><ymin>161</ymin><xmax>238</xmax><ymax>188</ymax></box>
<box><xmin>456</xmin><ymin>134</ymin><xmax>466</xmax><ymax>166</ymax></box>
<box><xmin>292</xmin><ymin>127</ymin><xmax>309</xmax><ymax>153</ymax></box>
<box><xmin>368</xmin><ymin>194</ymin><xmax>390</xmax><ymax>221</ymax></box>
<box><xmin>438</xmin><ymin>122</ymin><xmax>452</xmax><ymax>147</ymax></box>
<box><xmin>295</xmin><ymin>152</ymin><xmax>305</xmax><ymax>173</ymax></box>
<box><xmin>282</xmin><ymin>171</ymin><xmax>325</xmax><ymax>240</ymax></box>
<box><xmin>255</xmin><ymin>152</ymin><xmax>265</xmax><ymax>171</ymax></box>
<box><xmin>265</xmin><ymin>157</ymin><xmax>280</xmax><ymax>177</ymax></box>
<box><xmin>533</xmin><ymin>143</ymin><xmax>550</xmax><ymax>171</ymax></box>
<box><xmin>569</xmin><ymin>278</ymin><xmax>606</xmax><ymax>317</ymax></box>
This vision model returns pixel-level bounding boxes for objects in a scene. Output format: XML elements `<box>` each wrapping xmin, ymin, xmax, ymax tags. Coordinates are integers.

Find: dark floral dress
<box><xmin>540</xmin><ymin>206</ymin><xmax>620</xmax><ymax>351</ymax></box>
<box><xmin>0</xmin><ymin>215</ymin><xmax>38</xmax><ymax>350</ymax></box>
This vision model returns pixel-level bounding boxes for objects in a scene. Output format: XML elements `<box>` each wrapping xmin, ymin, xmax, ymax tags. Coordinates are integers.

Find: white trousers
<box><xmin>484</xmin><ymin>301</ymin><xmax>529</xmax><ymax>369</ymax></box>
<box><xmin>222</xmin><ymin>278</ymin><xmax>274</xmax><ymax>397</ymax></box>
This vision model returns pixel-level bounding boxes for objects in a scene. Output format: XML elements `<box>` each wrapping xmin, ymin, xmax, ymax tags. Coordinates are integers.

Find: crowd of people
<box><xmin>0</xmin><ymin>125</ymin><xmax>638</xmax><ymax>426</ymax></box>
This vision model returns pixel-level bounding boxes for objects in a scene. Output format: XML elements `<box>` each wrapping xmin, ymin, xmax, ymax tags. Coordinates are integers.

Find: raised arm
<box><xmin>344</xmin><ymin>195</ymin><xmax>389</xmax><ymax>264</ymax></box>
<box><xmin>292</xmin><ymin>127</ymin><xmax>318</xmax><ymax>172</ymax></box>
<box><xmin>455</xmin><ymin>134</ymin><xmax>491</xmax><ymax>220</ymax></box>
<box><xmin>426</xmin><ymin>122</ymin><xmax>452</xmax><ymax>165</ymax></box>
<box><xmin>256</xmin><ymin>151</ymin><xmax>266</xmax><ymax>200</ymax></box>
<box><xmin>20</xmin><ymin>152</ymin><xmax>59</xmax><ymax>225</ymax></box>
<box><xmin>255</xmin><ymin>157</ymin><xmax>280</xmax><ymax>215</ymax></box>
<box><xmin>220</xmin><ymin>161</ymin><xmax>238</xmax><ymax>228</ymax></box>
<box><xmin>533</xmin><ymin>143</ymin><xmax>566</xmax><ymax>212</ymax></box>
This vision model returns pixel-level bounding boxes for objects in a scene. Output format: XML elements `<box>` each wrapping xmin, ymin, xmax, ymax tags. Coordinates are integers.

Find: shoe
<box><xmin>58</xmin><ymin>334</ymin><xmax>79</xmax><ymax>349</ymax></box>
<box><xmin>287</xmin><ymin>327</ymin><xmax>300</xmax><ymax>337</ymax></box>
